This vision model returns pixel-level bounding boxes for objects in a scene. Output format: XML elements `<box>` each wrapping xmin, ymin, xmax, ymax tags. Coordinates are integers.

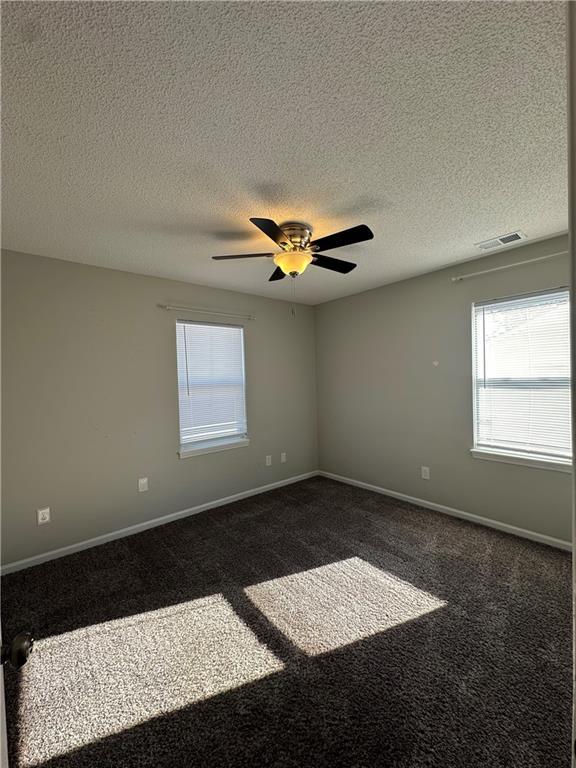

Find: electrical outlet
<box><xmin>37</xmin><ymin>507</ymin><xmax>51</xmax><ymax>526</ymax></box>
<box><xmin>421</xmin><ymin>466</ymin><xmax>430</xmax><ymax>480</ymax></box>
<box><xmin>138</xmin><ymin>477</ymin><xmax>149</xmax><ymax>492</ymax></box>
<box><xmin>280</xmin><ymin>452</ymin><xmax>287</xmax><ymax>464</ymax></box>
<box><xmin>265</xmin><ymin>455</ymin><xmax>272</xmax><ymax>467</ymax></box>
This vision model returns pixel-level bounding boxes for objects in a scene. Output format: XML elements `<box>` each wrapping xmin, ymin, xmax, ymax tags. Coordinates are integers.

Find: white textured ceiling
<box><xmin>1</xmin><ymin>1</ymin><xmax>567</xmax><ymax>304</ymax></box>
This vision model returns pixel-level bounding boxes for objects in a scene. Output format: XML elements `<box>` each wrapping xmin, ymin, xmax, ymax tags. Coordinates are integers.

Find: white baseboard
<box><xmin>1</xmin><ymin>471</ymin><xmax>320</xmax><ymax>575</ymax></box>
<box><xmin>3</xmin><ymin>468</ymin><xmax>569</xmax><ymax>575</ymax></box>
<box><xmin>319</xmin><ymin>471</ymin><xmax>572</xmax><ymax>552</ymax></box>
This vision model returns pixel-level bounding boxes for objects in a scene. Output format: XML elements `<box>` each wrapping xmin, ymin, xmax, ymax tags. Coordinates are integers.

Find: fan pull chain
<box><xmin>290</xmin><ymin>277</ymin><xmax>297</xmax><ymax>318</ymax></box>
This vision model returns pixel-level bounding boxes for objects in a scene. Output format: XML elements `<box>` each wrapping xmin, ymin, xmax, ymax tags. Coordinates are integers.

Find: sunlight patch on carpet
<box><xmin>245</xmin><ymin>556</ymin><xmax>446</xmax><ymax>655</ymax></box>
<box><xmin>16</xmin><ymin>595</ymin><xmax>283</xmax><ymax>767</ymax></box>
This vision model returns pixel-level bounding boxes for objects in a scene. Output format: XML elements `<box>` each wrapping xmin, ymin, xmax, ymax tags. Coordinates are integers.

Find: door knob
<box><xmin>1</xmin><ymin>631</ymin><xmax>34</xmax><ymax>669</ymax></box>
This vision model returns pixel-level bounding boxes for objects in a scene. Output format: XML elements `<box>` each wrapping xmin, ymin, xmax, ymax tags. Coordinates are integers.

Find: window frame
<box><xmin>470</xmin><ymin>287</ymin><xmax>572</xmax><ymax>472</ymax></box>
<box><xmin>175</xmin><ymin>319</ymin><xmax>250</xmax><ymax>459</ymax></box>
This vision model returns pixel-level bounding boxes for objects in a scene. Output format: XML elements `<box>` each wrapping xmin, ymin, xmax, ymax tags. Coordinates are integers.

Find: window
<box><xmin>176</xmin><ymin>321</ymin><xmax>248</xmax><ymax>457</ymax></box>
<box><xmin>472</xmin><ymin>289</ymin><xmax>571</xmax><ymax>468</ymax></box>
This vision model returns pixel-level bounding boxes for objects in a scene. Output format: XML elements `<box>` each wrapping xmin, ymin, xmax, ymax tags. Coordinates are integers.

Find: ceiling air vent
<box><xmin>475</xmin><ymin>231</ymin><xmax>527</xmax><ymax>251</ymax></box>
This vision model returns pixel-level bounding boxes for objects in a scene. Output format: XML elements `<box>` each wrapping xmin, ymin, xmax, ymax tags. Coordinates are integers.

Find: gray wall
<box><xmin>315</xmin><ymin>235</ymin><xmax>572</xmax><ymax>543</ymax></box>
<box><xmin>3</xmin><ymin>236</ymin><xmax>572</xmax><ymax>565</ymax></box>
<box><xmin>2</xmin><ymin>251</ymin><xmax>318</xmax><ymax>564</ymax></box>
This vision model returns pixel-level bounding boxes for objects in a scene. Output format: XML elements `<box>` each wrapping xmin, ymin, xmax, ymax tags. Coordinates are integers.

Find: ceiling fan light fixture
<box><xmin>213</xmin><ymin>218</ymin><xmax>372</xmax><ymax>281</ymax></box>
<box><xmin>273</xmin><ymin>249</ymin><xmax>313</xmax><ymax>277</ymax></box>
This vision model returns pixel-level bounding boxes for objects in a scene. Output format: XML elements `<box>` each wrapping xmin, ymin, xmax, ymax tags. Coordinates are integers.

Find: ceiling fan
<box><xmin>212</xmin><ymin>218</ymin><xmax>374</xmax><ymax>281</ymax></box>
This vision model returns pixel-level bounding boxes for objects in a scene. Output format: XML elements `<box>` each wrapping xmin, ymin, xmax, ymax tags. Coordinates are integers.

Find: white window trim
<box><xmin>176</xmin><ymin>319</ymin><xmax>249</xmax><ymax>457</ymax></box>
<box><xmin>471</xmin><ymin>288</ymin><xmax>572</xmax><ymax>471</ymax></box>
<box><xmin>179</xmin><ymin>435</ymin><xmax>250</xmax><ymax>459</ymax></box>
<box><xmin>470</xmin><ymin>446</ymin><xmax>572</xmax><ymax>473</ymax></box>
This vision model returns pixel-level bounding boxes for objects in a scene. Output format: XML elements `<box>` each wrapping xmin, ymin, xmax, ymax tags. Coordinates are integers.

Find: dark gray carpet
<box><xmin>2</xmin><ymin>477</ymin><xmax>572</xmax><ymax>767</ymax></box>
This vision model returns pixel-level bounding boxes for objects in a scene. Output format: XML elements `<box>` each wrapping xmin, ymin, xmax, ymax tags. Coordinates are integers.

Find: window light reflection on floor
<box><xmin>16</xmin><ymin>558</ymin><xmax>445</xmax><ymax>767</ymax></box>
<box><xmin>244</xmin><ymin>556</ymin><xmax>446</xmax><ymax>655</ymax></box>
<box><xmin>17</xmin><ymin>595</ymin><xmax>283</xmax><ymax>767</ymax></box>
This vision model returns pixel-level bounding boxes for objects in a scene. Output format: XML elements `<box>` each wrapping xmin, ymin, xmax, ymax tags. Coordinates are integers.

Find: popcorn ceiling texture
<box><xmin>1</xmin><ymin>1</ymin><xmax>567</xmax><ymax>304</ymax></box>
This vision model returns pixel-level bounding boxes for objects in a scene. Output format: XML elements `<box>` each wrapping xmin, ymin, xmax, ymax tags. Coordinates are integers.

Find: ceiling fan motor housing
<box><xmin>278</xmin><ymin>222</ymin><xmax>313</xmax><ymax>250</ymax></box>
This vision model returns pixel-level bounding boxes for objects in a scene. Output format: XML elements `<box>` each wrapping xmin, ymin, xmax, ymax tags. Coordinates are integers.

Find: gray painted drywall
<box><xmin>2</xmin><ymin>236</ymin><xmax>572</xmax><ymax>565</ymax></box>
<box><xmin>315</xmin><ymin>234</ymin><xmax>572</xmax><ymax>543</ymax></box>
<box><xmin>1</xmin><ymin>251</ymin><xmax>318</xmax><ymax>564</ymax></box>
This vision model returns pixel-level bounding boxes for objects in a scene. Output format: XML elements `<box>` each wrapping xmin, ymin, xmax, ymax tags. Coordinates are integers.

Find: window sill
<box><xmin>179</xmin><ymin>437</ymin><xmax>250</xmax><ymax>459</ymax></box>
<box><xmin>470</xmin><ymin>447</ymin><xmax>572</xmax><ymax>473</ymax></box>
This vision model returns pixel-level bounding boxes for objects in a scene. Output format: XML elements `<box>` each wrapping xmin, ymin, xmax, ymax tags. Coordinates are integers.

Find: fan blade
<box><xmin>311</xmin><ymin>254</ymin><xmax>357</xmax><ymax>274</ymax></box>
<box><xmin>269</xmin><ymin>267</ymin><xmax>286</xmax><ymax>281</ymax></box>
<box><xmin>310</xmin><ymin>224</ymin><xmax>373</xmax><ymax>253</ymax></box>
<box><xmin>212</xmin><ymin>253</ymin><xmax>274</xmax><ymax>260</ymax></box>
<box><xmin>250</xmin><ymin>218</ymin><xmax>293</xmax><ymax>249</ymax></box>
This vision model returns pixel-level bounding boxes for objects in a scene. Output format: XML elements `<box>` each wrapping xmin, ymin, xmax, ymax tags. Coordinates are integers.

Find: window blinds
<box><xmin>176</xmin><ymin>321</ymin><xmax>247</xmax><ymax>446</ymax></box>
<box><xmin>472</xmin><ymin>289</ymin><xmax>571</xmax><ymax>461</ymax></box>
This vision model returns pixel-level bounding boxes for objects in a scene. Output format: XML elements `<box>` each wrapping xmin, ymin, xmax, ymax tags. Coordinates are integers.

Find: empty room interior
<box><xmin>1</xmin><ymin>2</ymin><xmax>574</xmax><ymax>767</ymax></box>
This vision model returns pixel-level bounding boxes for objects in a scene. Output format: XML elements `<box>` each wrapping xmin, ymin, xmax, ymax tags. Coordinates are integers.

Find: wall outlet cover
<box><xmin>280</xmin><ymin>452</ymin><xmax>287</xmax><ymax>463</ymax></box>
<box><xmin>265</xmin><ymin>455</ymin><xmax>272</xmax><ymax>467</ymax></box>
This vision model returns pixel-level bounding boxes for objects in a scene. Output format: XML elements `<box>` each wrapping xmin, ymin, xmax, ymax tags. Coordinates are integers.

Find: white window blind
<box><xmin>472</xmin><ymin>289</ymin><xmax>571</xmax><ymax>462</ymax></box>
<box><xmin>176</xmin><ymin>321</ymin><xmax>247</xmax><ymax>447</ymax></box>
